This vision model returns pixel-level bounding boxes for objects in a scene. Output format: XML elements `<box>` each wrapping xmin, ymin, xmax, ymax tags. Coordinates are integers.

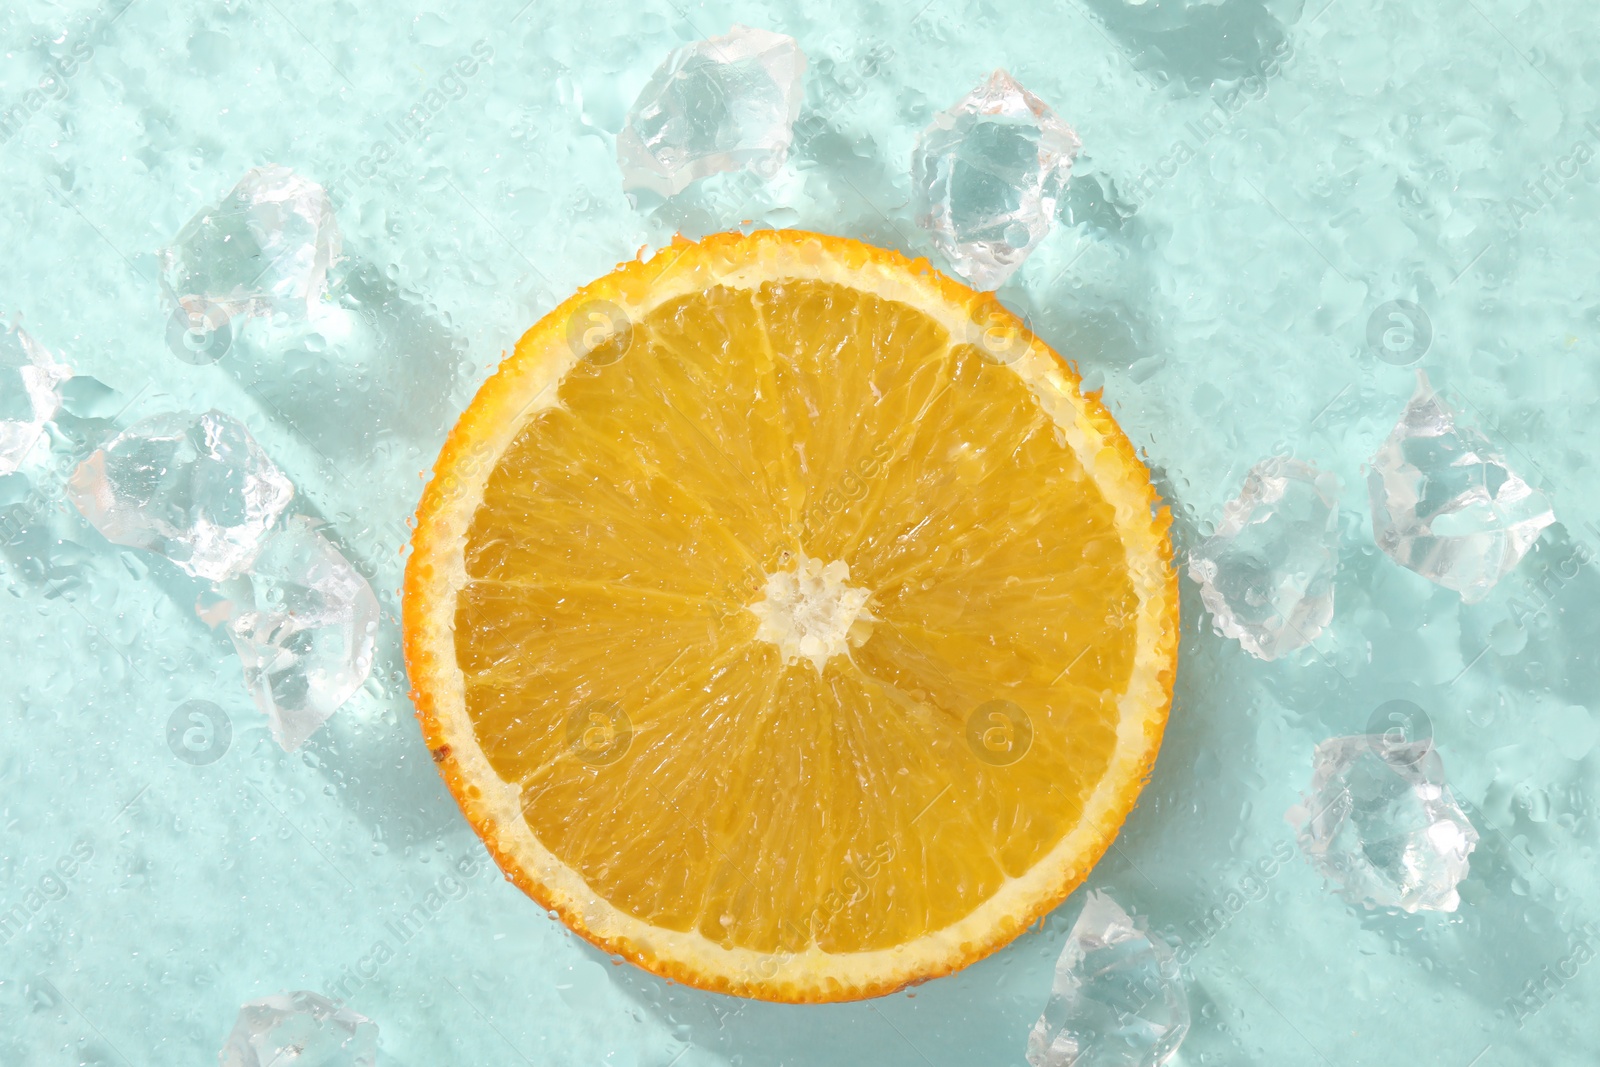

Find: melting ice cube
<box><xmin>617</xmin><ymin>25</ymin><xmax>806</xmax><ymax>197</ymax></box>
<box><xmin>1286</xmin><ymin>735</ymin><xmax>1478</xmax><ymax>913</ymax></box>
<box><xmin>913</xmin><ymin>70</ymin><xmax>1081</xmax><ymax>291</ymax></box>
<box><xmin>0</xmin><ymin>324</ymin><xmax>71</xmax><ymax>475</ymax></box>
<box><xmin>1368</xmin><ymin>372</ymin><xmax>1554</xmax><ymax>603</ymax></box>
<box><xmin>160</xmin><ymin>164</ymin><xmax>342</xmax><ymax>322</ymax></box>
<box><xmin>1188</xmin><ymin>457</ymin><xmax>1341</xmax><ymax>660</ymax></box>
<box><xmin>223</xmin><ymin>515</ymin><xmax>378</xmax><ymax>752</ymax></box>
<box><xmin>219</xmin><ymin>990</ymin><xmax>377</xmax><ymax>1067</ymax></box>
<box><xmin>68</xmin><ymin>410</ymin><xmax>293</xmax><ymax>581</ymax></box>
<box><xmin>1027</xmin><ymin>891</ymin><xmax>1189</xmax><ymax>1067</ymax></box>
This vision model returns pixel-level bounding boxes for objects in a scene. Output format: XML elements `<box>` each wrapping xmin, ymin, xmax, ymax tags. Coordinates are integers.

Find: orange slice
<box><xmin>403</xmin><ymin>229</ymin><xmax>1177</xmax><ymax>1003</ymax></box>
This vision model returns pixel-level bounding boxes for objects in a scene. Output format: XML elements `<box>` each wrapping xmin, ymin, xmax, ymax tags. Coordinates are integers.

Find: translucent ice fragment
<box><xmin>160</xmin><ymin>164</ymin><xmax>342</xmax><ymax>321</ymax></box>
<box><xmin>1286</xmin><ymin>735</ymin><xmax>1478</xmax><ymax>913</ymax></box>
<box><xmin>219</xmin><ymin>990</ymin><xmax>377</xmax><ymax>1067</ymax></box>
<box><xmin>1368</xmin><ymin>372</ymin><xmax>1554</xmax><ymax>603</ymax></box>
<box><xmin>225</xmin><ymin>516</ymin><xmax>378</xmax><ymax>751</ymax></box>
<box><xmin>1027</xmin><ymin>891</ymin><xmax>1189</xmax><ymax>1067</ymax></box>
<box><xmin>1188</xmin><ymin>457</ymin><xmax>1341</xmax><ymax>660</ymax></box>
<box><xmin>617</xmin><ymin>25</ymin><xmax>806</xmax><ymax>197</ymax></box>
<box><xmin>0</xmin><ymin>324</ymin><xmax>71</xmax><ymax>475</ymax></box>
<box><xmin>913</xmin><ymin>70</ymin><xmax>1081</xmax><ymax>290</ymax></box>
<box><xmin>68</xmin><ymin>410</ymin><xmax>293</xmax><ymax>581</ymax></box>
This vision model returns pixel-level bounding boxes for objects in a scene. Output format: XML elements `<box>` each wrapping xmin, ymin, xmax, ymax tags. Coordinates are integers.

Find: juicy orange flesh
<box><xmin>455</xmin><ymin>281</ymin><xmax>1138</xmax><ymax>955</ymax></box>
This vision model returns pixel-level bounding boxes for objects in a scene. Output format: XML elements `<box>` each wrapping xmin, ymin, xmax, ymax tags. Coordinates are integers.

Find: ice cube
<box><xmin>1027</xmin><ymin>891</ymin><xmax>1189</xmax><ymax>1067</ymax></box>
<box><xmin>160</xmin><ymin>164</ymin><xmax>342</xmax><ymax>322</ymax></box>
<box><xmin>0</xmin><ymin>324</ymin><xmax>71</xmax><ymax>475</ymax></box>
<box><xmin>1188</xmin><ymin>457</ymin><xmax>1341</xmax><ymax>660</ymax></box>
<box><xmin>1368</xmin><ymin>372</ymin><xmax>1554</xmax><ymax>603</ymax></box>
<box><xmin>224</xmin><ymin>516</ymin><xmax>378</xmax><ymax>752</ymax></box>
<box><xmin>1286</xmin><ymin>735</ymin><xmax>1478</xmax><ymax>913</ymax></box>
<box><xmin>219</xmin><ymin>990</ymin><xmax>377</xmax><ymax>1067</ymax></box>
<box><xmin>617</xmin><ymin>25</ymin><xmax>806</xmax><ymax>197</ymax></box>
<box><xmin>913</xmin><ymin>70</ymin><xmax>1081</xmax><ymax>291</ymax></box>
<box><xmin>68</xmin><ymin>410</ymin><xmax>293</xmax><ymax>581</ymax></box>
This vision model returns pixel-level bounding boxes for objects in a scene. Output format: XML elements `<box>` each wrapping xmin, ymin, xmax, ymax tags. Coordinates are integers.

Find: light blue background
<box><xmin>2</xmin><ymin>0</ymin><xmax>1598</xmax><ymax>1063</ymax></box>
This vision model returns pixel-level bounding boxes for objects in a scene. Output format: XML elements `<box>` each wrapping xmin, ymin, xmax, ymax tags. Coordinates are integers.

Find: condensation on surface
<box><xmin>2</xmin><ymin>0</ymin><xmax>1599</xmax><ymax>1063</ymax></box>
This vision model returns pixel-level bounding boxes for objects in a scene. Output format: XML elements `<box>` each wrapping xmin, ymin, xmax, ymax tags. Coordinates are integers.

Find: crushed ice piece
<box><xmin>219</xmin><ymin>990</ymin><xmax>377</xmax><ymax>1067</ymax></box>
<box><xmin>1368</xmin><ymin>371</ymin><xmax>1554</xmax><ymax>603</ymax></box>
<box><xmin>0</xmin><ymin>324</ymin><xmax>71</xmax><ymax>475</ymax></box>
<box><xmin>223</xmin><ymin>515</ymin><xmax>378</xmax><ymax>752</ymax></box>
<box><xmin>1286</xmin><ymin>735</ymin><xmax>1478</xmax><ymax>913</ymax></box>
<box><xmin>68</xmin><ymin>410</ymin><xmax>293</xmax><ymax>581</ymax></box>
<box><xmin>913</xmin><ymin>70</ymin><xmax>1081</xmax><ymax>291</ymax></box>
<box><xmin>1188</xmin><ymin>457</ymin><xmax>1341</xmax><ymax>660</ymax></box>
<box><xmin>617</xmin><ymin>25</ymin><xmax>806</xmax><ymax>197</ymax></box>
<box><xmin>1026</xmin><ymin>890</ymin><xmax>1189</xmax><ymax>1067</ymax></box>
<box><xmin>160</xmin><ymin>164</ymin><xmax>343</xmax><ymax>322</ymax></box>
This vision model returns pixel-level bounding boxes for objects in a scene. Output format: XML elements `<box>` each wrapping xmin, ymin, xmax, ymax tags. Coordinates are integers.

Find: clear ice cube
<box><xmin>1368</xmin><ymin>371</ymin><xmax>1554</xmax><ymax>603</ymax></box>
<box><xmin>617</xmin><ymin>25</ymin><xmax>807</xmax><ymax>197</ymax></box>
<box><xmin>219</xmin><ymin>990</ymin><xmax>377</xmax><ymax>1067</ymax></box>
<box><xmin>1188</xmin><ymin>457</ymin><xmax>1341</xmax><ymax>660</ymax></box>
<box><xmin>160</xmin><ymin>164</ymin><xmax>342</xmax><ymax>322</ymax></box>
<box><xmin>0</xmin><ymin>324</ymin><xmax>71</xmax><ymax>475</ymax></box>
<box><xmin>913</xmin><ymin>70</ymin><xmax>1081</xmax><ymax>291</ymax></box>
<box><xmin>68</xmin><ymin>410</ymin><xmax>293</xmax><ymax>581</ymax></box>
<box><xmin>1027</xmin><ymin>891</ymin><xmax>1189</xmax><ymax>1067</ymax></box>
<box><xmin>223</xmin><ymin>515</ymin><xmax>378</xmax><ymax>752</ymax></box>
<box><xmin>1286</xmin><ymin>735</ymin><xmax>1478</xmax><ymax>913</ymax></box>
